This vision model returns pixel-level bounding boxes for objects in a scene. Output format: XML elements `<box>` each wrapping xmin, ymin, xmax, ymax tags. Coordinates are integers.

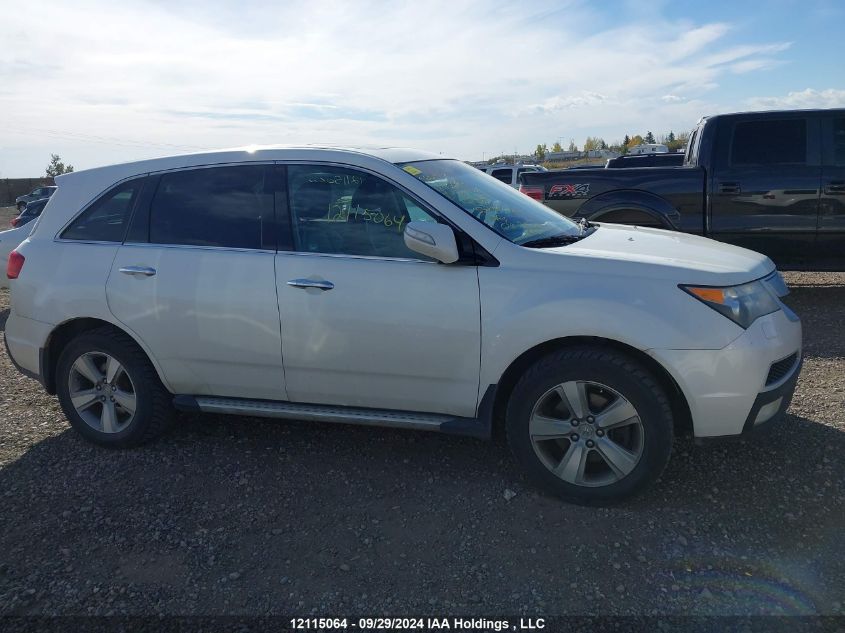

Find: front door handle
<box><xmin>824</xmin><ymin>181</ymin><xmax>845</xmax><ymax>195</ymax></box>
<box><xmin>287</xmin><ymin>278</ymin><xmax>334</xmax><ymax>291</ymax></box>
<box><xmin>719</xmin><ymin>182</ymin><xmax>741</xmax><ymax>194</ymax></box>
<box><xmin>119</xmin><ymin>265</ymin><xmax>156</xmax><ymax>277</ymax></box>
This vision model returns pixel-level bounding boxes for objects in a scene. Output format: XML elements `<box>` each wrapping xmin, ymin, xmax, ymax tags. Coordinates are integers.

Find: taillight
<box><xmin>10</xmin><ymin>217</ymin><xmax>19</xmax><ymax>227</ymax></box>
<box><xmin>519</xmin><ymin>184</ymin><xmax>544</xmax><ymax>201</ymax></box>
<box><xmin>7</xmin><ymin>250</ymin><xmax>24</xmax><ymax>280</ymax></box>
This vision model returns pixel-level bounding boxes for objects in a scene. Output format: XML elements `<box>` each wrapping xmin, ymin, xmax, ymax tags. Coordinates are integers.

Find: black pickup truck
<box><xmin>520</xmin><ymin>109</ymin><xmax>845</xmax><ymax>269</ymax></box>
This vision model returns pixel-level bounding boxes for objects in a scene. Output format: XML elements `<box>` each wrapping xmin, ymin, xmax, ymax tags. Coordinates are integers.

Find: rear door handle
<box><xmin>287</xmin><ymin>278</ymin><xmax>334</xmax><ymax>291</ymax></box>
<box><xmin>719</xmin><ymin>182</ymin><xmax>741</xmax><ymax>194</ymax></box>
<box><xmin>119</xmin><ymin>266</ymin><xmax>157</xmax><ymax>277</ymax></box>
<box><xmin>824</xmin><ymin>181</ymin><xmax>845</xmax><ymax>195</ymax></box>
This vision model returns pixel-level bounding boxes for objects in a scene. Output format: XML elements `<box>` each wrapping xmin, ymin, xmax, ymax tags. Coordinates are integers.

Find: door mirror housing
<box><xmin>403</xmin><ymin>221</ymin><xmax>459</xmax><ymax>264</ymax></box>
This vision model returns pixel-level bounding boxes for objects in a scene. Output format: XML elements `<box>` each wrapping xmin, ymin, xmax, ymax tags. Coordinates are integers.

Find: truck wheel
<box><xmin>56</xmin><ymin>327</ymin><xmax>173</xmax><ymax>448</ymax></box>
<box><xmin>506</xmin><ymin>346</ymin><xmax>673</xmax><ymax>505</ymax></box>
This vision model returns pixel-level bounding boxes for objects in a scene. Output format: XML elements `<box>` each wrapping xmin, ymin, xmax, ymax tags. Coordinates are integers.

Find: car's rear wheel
<box><xmin>506</xmin><ymin>346</ymin><xmax>673</xmax><ymax>505</ymax></box>
<box><xmin>56</xmin><ymin>327</ymin><xmax>173</xmax><ymax>447</ymax></box>
<box><xmin>17</xmin><ymin>202</ymin><xmax>26</xmax><ymax>212</ymax></box>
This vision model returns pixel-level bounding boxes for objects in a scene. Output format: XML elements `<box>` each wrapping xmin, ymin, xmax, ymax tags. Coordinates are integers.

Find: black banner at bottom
<box><xmin>0</xmin><ymin>616</ymin><xmax>843</xmax><ymax>633</ymax></box>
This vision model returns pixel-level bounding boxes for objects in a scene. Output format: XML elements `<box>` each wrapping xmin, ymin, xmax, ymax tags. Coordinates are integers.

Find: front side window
<box><xmin>61</xmin><ymin>178</ymin><xmax>142</xmax><ymax>242</ymax></box>
<box><xmin>150</xmin><ymin>165</ymin><xmax>273</xmax><ymax>250</ymax></box>
<box><xmin>287</xmin><ymin>165</ymin><xmax>437</xmax><ymax>260</ymax></box>
<box><xmin>730</xmin><ymin>119</ymin><xmax>807</xmax><ymax>166</ymax></box>
<box><xmin>399</xmin><ymin>159</ymin><xmax>582</xmax><ymax>245</ymax></box>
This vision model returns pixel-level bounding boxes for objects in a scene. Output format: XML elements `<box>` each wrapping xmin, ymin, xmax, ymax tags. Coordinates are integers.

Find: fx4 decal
<box><xmin>548</xmin><ymin>183</ymin><xmax>590</xmax><ymax>199</ymax></box>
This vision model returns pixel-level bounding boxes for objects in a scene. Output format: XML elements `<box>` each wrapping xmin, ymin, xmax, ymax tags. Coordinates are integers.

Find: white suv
<box><xmin>485</xmin><ymin>163</ymin><xmax>546</xmax><ymax>188</ymax></box>
<box><xmin>4</xmin><ymin>147</ymin><xmax>802</xmax><ymax>504</ymax></box>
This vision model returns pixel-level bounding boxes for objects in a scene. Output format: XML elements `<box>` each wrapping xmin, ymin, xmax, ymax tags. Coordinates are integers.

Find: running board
<box><xmin>172</xmin><ymin>395</ymin><xmax>488</xmax><ymax>438</ymax></box>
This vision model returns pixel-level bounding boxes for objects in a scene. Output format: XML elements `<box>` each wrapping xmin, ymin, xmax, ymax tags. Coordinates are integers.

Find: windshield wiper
<box><xmin>521</xmin><ymin>234</ymin><xmax>583</xmax><ymax>249</ymax></box>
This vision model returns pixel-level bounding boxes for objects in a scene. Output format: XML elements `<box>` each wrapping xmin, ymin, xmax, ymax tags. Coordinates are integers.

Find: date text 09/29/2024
<box><xmin>289</xmin><ymin>617</ymin><xmax>547</xmax><ymax>630</ymax></box>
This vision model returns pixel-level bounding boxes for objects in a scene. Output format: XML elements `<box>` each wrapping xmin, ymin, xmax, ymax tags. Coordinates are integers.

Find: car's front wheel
<box><xmin>506</xmin><ymin>346</ymin><xmax>673</xmax><ymax>505</ymax></box>
<box><xmin>56</xmin><ymin>327</ymin><xmax>173</xmax><ymax>447</ymax></box>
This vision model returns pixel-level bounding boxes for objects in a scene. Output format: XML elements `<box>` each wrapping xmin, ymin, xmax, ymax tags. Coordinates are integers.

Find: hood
<box><xmin>547</xmin><ymin>223</ymin><xmax>774</xmax><ymax>285</ymax></box>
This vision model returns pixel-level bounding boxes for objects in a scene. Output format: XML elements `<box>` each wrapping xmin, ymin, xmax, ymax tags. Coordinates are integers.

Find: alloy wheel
<box><xmin>529</xmin><ymin>380</ymin><xmax>644</xmax><ymax>487</ymax></box>
<box><xmin>68</xmin><ymin>352</ymin><xmax>137</xmax><ymax>434</ymax></box>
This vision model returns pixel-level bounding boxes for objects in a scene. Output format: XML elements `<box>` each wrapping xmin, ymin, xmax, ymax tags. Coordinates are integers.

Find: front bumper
<box><xmin>648</xmin><ymin>307</ymin><xmax>802</xmax><ymax>439</ymax></box>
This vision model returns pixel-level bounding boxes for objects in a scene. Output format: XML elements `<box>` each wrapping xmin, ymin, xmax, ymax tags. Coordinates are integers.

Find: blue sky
<box><xmin>0</xmin><ymin>0</ymin><xmax>843</xmax><ymax>177</ymax></box>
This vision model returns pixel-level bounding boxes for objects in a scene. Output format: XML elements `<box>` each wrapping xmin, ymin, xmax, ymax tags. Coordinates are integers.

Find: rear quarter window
<box><xmin>61</xmin><ymin>178</ymin><xmax>143</xmax><ymax>242</ymax></box>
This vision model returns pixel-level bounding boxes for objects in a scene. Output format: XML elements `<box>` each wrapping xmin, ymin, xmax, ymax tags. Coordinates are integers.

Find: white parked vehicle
<box><xmin>0</xmin><ymin>223</ymin><xmax>35</xmax><ymax>290</ymax></box>
<box><xmin>484</xmin><ymin>162</ymin><xmax>547</xmax><ymax>188</ymax></box>
<box><xmin>4</xmin><ymin>147</ymin><xmax>802</xmax><ymax>504</ymax></box>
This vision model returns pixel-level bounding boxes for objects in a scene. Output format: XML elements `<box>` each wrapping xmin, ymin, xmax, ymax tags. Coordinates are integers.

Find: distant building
<box><xmin>628</xmin><ymin>143</ymin><xmax>669</xmax><ymax>155</ymax></box>
<box><xmin>545</xmin><ymin>150</ymin><xmax>583</xmax><ymax>161</ymax></box>
<box><xmin>586</xmin><ymin>149</ymin><xmax>621</xmax><ymax>159</ymax></box>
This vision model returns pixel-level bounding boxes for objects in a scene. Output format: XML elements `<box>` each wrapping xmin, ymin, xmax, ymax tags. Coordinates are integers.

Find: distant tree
<box><xmin>568</xmin><ymin>138</ymin><xmax>577</xmax><ymax>152</ymax></box>
<box><xmin>533</xmin><ymin>143</ymin><xmax>547</xmax><ymax>161</ymax></box>
<box><xmin>552</xmin><ymin>141</ymin><xmax>563</xmax><ymax>153</ymax></box>
<box><xmin>629</xmin><ymin>134</ymin><xmax>644</xmax><ymax>148</ymax></box>
<box><xmin>580</xmin><ymin>136</ymin><xmax>605</xmax><ymax>152</ymax></box>
<box><xmin>623</xmin><ymin>134</ymin><xmax>631</xmax><ymax>147</ymax></box>
<box><xmin>46</xmin><ymin>154</ymin><xmax>74</xmax><ymax>177</ymax></box>
<box><xmin>644</xmin><ymin>131</ymin><xmax>656</xmax><ymax>144</ymax></box>
<box><xmin>666</xmin><ymin>131</ymin><xmax>675</xmax><ymax>144</ymax></box>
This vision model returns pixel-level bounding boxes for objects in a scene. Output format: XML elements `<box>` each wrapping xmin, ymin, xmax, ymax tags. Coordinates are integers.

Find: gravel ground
<box><xmin>0</xmin><ymin>273</ymin><xmax>842</xmax><ymax>617</ymax></box>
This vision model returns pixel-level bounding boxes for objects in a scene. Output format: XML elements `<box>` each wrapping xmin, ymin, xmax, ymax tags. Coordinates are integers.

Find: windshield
<box><xmin>398</xmin><ymin>159</ymin><xmax>582</xmax><ymax>245</ymax></box>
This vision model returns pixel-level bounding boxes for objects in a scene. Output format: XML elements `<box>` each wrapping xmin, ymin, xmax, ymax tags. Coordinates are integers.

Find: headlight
<box><xmin>681</xmin><ymin>279</ymin><xmax>781</xmax><ymax>329</ymax></box>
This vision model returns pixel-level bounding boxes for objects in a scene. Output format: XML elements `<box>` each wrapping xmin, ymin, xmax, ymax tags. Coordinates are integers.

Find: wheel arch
<box><xmin>576</xmin><ymin>190</ymin><xmax>680</xmax><ymax>229</ymax></box>
<box><xmin>42</xmin><ymin>317</ymin><xmax>172</xmax><ymax>395</ymax></box>
<box><xmin>487</xmin><ymin>336</ymin><xmax>692</xmax><ymax>440</ymax></box>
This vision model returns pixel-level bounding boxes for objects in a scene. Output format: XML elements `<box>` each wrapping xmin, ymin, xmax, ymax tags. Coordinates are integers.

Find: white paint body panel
<box><xmin>5</xmin><ymin>146</ymin><xmax>802</xmax><ymax>439</ymax></box>
<box><xmin>106</xmin><ymin>245</ymin><xmax>286</xmax><ymax>400</ymax></box>
<box><xmin>275</xmin><ymin>253</ymin><xmax>481</xmax><ymax>417</ymax></box>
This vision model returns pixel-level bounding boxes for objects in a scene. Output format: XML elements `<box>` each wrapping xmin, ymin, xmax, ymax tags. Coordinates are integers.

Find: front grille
<box><xmin>766</xmin><ymin>353</ymin><xmax>798</xmax><ymax>386</ymax></box>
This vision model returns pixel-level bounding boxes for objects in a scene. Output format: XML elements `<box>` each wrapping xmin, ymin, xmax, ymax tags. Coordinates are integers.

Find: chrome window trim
<box><xmin>275</xmin><ymin>250</ymin><xmax>436</xmax><ymax>265</ymax></box>
<box><xmin>121</xmin><ymin>242</ymin><xmax>276</xmax><ymax>255</ymax></box>
<box><xmin>147</xmin><ymin>160</ymin><xmax>276</xmax><ymax>176</ymax></box>
<box><xmin>51</xmin><ymin>239</ymin><xmax>123</xmax><ymax>247</ymax></box>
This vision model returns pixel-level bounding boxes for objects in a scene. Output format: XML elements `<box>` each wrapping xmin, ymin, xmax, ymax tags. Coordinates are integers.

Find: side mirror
<box><xmin>403</xmin><ymin>221</ymin><xmax>459</xmax><ymax>264</ymax></box>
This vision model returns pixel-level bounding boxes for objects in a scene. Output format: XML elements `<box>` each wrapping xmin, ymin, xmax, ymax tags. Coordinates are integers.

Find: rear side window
<box><xmin>61</xmin><ymin>178</ymin><xmax>142</xmax><ymax>242</ymax></box>
<box><xmin>730</xmin><ymin>119</ymin><xmax>807</xmax><ymax>166</ymax></box>
<box><xmin>149</xmin><ymin>165</ymin><xmax>273</xmax><ymax>250</ymax></box>
<box><xmin>491</xmin><ymin>169</ymin><xmax>512</xmax><ymax>183</ymax></box>
<box><xmin>831</xmin><ymin>118</ymin><xmax>845</xmax><ymax>166</ymax></box>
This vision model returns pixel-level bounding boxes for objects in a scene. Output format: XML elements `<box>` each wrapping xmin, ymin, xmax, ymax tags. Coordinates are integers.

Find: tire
<box><xmin>17</xmin><ymin>202</ymin><xmax>26</xmax><ymax>212</ymax></box>
<box><xmin>506</xmin><ymin>346</ymin><xmax>673</xmax><ymax>505</ymax></box>
<box><xmin>56</xmin><ymin>327</ymin><xmax>173</xmax><ymax>447</ymax></box>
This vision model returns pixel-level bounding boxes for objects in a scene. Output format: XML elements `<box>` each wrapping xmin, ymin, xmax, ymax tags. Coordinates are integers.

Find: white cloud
<box><xmin>0</xmin><ymin>0</ymin><xmax>798</xmax><ymax>175</ymax></box>
<box><xmin>745</xmin><ymin>88</ymin><xmax>845</xmax><ymax>110</ymax></box>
